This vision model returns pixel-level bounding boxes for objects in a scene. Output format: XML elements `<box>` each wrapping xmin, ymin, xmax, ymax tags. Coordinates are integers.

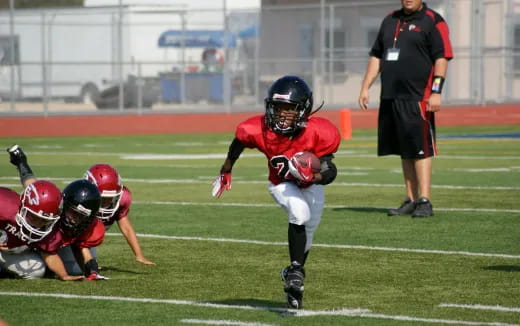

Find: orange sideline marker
<box><xmin>339</xmin><ymin>109</ymin><xmax>352</xmax><ymax>140</ymax></box>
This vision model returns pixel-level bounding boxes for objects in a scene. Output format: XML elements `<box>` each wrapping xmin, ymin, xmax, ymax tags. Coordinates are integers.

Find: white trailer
<box><xmin>0</xmin><ymin>4</ymin><xmax>219</xmax><ymax>104</ymax></box>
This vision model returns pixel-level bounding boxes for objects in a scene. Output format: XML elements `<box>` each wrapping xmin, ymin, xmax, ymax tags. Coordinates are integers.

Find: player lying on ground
<box><xmin>60</xmin><ymin>163</ymin><xmax>156</xmax><ymax>272</ymax></box>
<box><xmin>7</xmin><ymin>145</ymin><xmax>107</xmax><ymax>280</ymax></box>
<box><xmin>0</xmin><ymin>179</ymin><xmax>83</xmax><ymax>281</ymax></box>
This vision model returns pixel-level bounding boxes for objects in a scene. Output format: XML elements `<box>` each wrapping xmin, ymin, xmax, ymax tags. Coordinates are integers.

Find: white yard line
<box><xmin>105</xmin><ymin>233</ymin><xmax>520</xmax><ymax>260</ymax></box>
<box><xmin>337</xmin><ymin>172</ymin><xmax>369</xmax><ymax>176</ymax></box>
<box><xmin>2</xmin><ymin>176</ymin><xmax>519</xmax><ymax>191</ymax></box>
<box><xmin>449</xmin><ymin>168</ymin><xmax>515</xmax><ymax>172</ymax></box>
<box><xmin>22</xmin><ymin>151</ymin><xmax>520</xmax><ymax>160</ymax></box>
<box><xmin>0</xmin><ymin>183</ymin><xmax>22</xmax><ymax>187</ymax></box>
<box><xmin>180</xmin><ymin>319</ymin><xmax>273</xmax><ymax>326</ymax></box>
<box><xmin>440</xmin><ymin>303</ymin><xmax>520</xmax><ymax>313</ymax></box>
<box><xmin>330</xmin><ymin>182</ymin><xmax>520</xmax><ymax>190</ymax></box>
<box><xmin>348</xmin><ymin>313</ymin><xmax>517</xmax><ymax>326</ymax></box>
<box><xmin>0</xmin><ymin>292</ymin><xmax>516</xmax><ymax>326</ymax></box>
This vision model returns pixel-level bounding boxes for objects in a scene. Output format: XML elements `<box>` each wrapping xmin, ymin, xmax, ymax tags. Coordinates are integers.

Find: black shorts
<box><xmin>378</xmin><ymin>99</ymin><xmax>437</xmax><ymax>159</ymax></box>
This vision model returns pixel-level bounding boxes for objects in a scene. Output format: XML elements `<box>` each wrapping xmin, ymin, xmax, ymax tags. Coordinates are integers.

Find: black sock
<box><xmin>288</xmin><ymin>223</ymin><xmax>306</xmax><ymax>266</ymax></box>
<box><xmin>17</xmin><ymin>162</ymin><xmax>34</xmax><ymax>185</ymax></box>
<box><xmin>302</xmin><ymin>250</ymin><xmax>310</xmax><ymax>267</ymax></box>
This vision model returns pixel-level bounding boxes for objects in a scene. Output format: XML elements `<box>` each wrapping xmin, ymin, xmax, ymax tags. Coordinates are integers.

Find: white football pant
<box><xmin>269</xmin><ymin>182</ymin><xmax>324</xmax><ymax>252</ymax></box>
<box><xmin>0</xmin><ymin>246</ymin><xmax>46</xmax><ymax>279</ymax></box>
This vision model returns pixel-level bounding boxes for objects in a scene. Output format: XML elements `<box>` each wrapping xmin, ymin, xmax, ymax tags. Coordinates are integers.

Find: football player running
<box><xmin>7</xmin><ymin>145</ymin><xmax>107</xmax><ymax>280</ymax></box>
<box><xmin>213</xmin><ymin>75</ymin><xmax>340</xmax><ymax>309</ymax></box>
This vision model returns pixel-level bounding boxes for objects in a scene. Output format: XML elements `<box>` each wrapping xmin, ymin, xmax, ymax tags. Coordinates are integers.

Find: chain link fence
<box><xmin>0</xmin><ymin>0</ymin><xmax>519</xmax><ymax>115</ymax></box>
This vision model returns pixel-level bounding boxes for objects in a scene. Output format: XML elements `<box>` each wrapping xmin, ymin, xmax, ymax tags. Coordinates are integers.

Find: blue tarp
<box><xmin>238</xmin><ymin>25</ymin><xmax>259</xmax><ymax>39</ymax></box>
<box><xmin>158</xmin><ymin>30</ymin><xmax>237</xmax><ymax>48</ymax></box>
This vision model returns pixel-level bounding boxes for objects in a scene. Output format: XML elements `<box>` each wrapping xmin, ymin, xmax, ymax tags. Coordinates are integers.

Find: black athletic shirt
<box><xmin>370</xmin><ymin>3</ymin><xmax>453</xmax><ymax>101</ymax></box>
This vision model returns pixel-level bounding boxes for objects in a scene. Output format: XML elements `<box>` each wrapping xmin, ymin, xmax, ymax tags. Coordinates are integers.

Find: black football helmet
<box><xmin>60</xmin><ymin>179</ymin><xmax>101</xmax><ymax>238</ymax></box>
<box><xmin>264</xmin><ymin>75</ymin><xmax>314</xmax><ymax>135</ymax></box>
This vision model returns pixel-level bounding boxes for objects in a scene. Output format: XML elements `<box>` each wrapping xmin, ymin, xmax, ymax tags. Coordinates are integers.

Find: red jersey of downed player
<box><xmin>236</xmin><ymin>115</ymin><xmax>339</xmax><ymax>186</ymax></box>
<box><xmin>0</xmin><ymin>184</ymin><xmax>62</xmax><ymax>255</ymax></box>
<box><xmin>61</xmin><ymin>218</ymin><xmax>105</xmax><ymax>249</ymax></box>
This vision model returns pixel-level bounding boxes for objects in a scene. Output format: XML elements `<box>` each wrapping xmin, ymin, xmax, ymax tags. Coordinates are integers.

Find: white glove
<box><xmin>211</xmin><ymin>172</ymin><xmax>232</xmax><ymax>198</ymax></box>
<box><xmin>86</xmin><ymin>272</ymin><xmax>110</xmax><ymax>280</ymax></box>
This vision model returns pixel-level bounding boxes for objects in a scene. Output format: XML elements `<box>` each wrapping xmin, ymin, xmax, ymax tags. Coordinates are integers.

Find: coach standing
<box><xmin>358</xmin><ymin>0</ymin><xmax>453</xmax><ymax>217</ymax></box>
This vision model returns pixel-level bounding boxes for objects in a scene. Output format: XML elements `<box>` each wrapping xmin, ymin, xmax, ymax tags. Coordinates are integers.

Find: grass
<box><xmin>0</xmin><ymin>124</ymin><xmax>519</xmax><ymax>326</ymax></box>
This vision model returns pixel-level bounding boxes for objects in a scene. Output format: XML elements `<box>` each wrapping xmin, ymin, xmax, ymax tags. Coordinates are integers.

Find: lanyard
<box><xmin>393</xmin><ymin>20</ymin><xmax>408</xmax><ymax>47</ymax></box>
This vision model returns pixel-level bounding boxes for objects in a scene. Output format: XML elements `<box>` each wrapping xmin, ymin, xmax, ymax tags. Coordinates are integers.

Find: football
<box><xmin>292</xmin><ymin>151</ymin><xmax>321</xmax><ymax>173</ymax></box>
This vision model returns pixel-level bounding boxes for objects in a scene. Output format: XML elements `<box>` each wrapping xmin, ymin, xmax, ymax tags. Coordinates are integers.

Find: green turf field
<box><xmin>0</xmin><ymin>125</ymin><xmax>519</xmax><ymax>326</ymax></box>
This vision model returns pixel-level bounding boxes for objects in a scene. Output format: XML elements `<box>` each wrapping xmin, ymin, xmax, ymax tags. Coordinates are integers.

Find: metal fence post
<box><xmin>41</xmin><ymin>11</ymin><xmax>49</xmax><ymax>116</ymax></box>
<box><xmin>9</xmin><ymin>0</ymin><xmax>15</xmax><ymax>112</ymax></box>
<box><xmin>137</xmin><ymin>62</ymin><xmax>143</xmax><ymax>114</ymax></box>
<box><xmin>118</xmin><ymin>0</ymin><xmax>124</xmax><ymax>111</ymax></box>
<box><xmin>223</xmin><ymin>0</ymin><xmax>231</xmax><ymax>112</ymax></box>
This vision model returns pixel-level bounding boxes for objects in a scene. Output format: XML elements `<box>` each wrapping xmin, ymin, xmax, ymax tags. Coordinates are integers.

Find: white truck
<box><xmin>0</xmin><ymin>4</ymin><xmax>224</xmax><ymax>106</ymax></box>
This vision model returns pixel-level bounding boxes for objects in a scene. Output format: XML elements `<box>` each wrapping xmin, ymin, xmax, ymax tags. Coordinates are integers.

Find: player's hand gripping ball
<box><xmin>288</xmin><ymin>151</ymin><xmax>320</xmax><ymax>183</ymax></box>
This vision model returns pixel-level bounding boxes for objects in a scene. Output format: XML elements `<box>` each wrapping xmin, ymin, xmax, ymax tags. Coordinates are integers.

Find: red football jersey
<box><xmin>0</xmin><ymin>187</ymin><xmax>63</xmax><ymax>254</ymax></box>
<box><xmin>236</xmin><ymin>115</ymin><xmax>340</xmax><ymax>185</ymax></box>
<box><xmin>62</xmin><ymin>218</ymin><xmax>105</xmax><ymax>249</ymax></box>
<box><xmin>102</xmin><ymin>186</ymin><xmax>131</xmax><ymax>228</ymax></box>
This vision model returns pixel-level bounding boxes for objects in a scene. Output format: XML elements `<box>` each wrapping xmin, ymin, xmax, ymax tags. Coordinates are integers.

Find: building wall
<box><xmin>259</xmin><ymin>0</ymin><xmax>520</xmax><ymax>106</ymax></box>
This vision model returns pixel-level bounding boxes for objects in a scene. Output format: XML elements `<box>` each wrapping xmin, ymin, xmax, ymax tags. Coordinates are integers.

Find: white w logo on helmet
<box><xmin>23</xmin><ymin>184</ymin><xmax>40</xmax><ymax>206</ymax></box>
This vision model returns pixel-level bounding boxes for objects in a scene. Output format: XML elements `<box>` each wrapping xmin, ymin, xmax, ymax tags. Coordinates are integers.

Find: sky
<box><xmin>84</xmin><ymin>0</ymin><xmax>260</xmax><ymax>9</ymax></box>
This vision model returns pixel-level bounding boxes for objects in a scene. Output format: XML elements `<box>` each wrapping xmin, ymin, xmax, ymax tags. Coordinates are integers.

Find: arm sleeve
<box><xmin>227</xmin><ymin>138</ymin><xmax>246</xmax><ymax>161</ymax></box>
<box><xmin>317</xmin><ymin>154</ymin><xmax>337</xmax><ymax>185</ymax></box>
<box><xmin>429</xmin><ymin>16</ymin><xmax>453</xmax><ymax>61</ymax></box>
<box><xmin>369</xmin><ymin>20</ymin><xmax>386</xmax><ymax>59</ymax></box>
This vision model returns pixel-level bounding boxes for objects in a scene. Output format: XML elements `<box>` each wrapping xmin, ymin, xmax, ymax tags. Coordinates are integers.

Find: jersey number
<box><xmin>270</xmin><ymin>155</ymin><xmax>291</xmax><ymax>181</ymax></box>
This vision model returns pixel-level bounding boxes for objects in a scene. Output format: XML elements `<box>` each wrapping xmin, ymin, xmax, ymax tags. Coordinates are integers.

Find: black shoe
<box><xmin>412</xmin><ymin>197</ymin><xmax>434</xmax><ymax>217</ymax></box>
<box><xmin>281</xmin><ymin>262</ymin><xmax>305</xmax><ymax>309</ymax></box>
<box><xmin>6</xmin><ymin>144</ymin><xmax>27</xmax><ymax>166</ymax></box>
<box><xmin>387</xmin><ymin>198</ymin><xmax>415</xmax><ymax>216</ymax></box>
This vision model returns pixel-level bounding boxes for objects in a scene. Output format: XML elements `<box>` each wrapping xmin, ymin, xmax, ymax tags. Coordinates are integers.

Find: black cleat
<box><xmin>412</xmin><ymin>197</ymin><xmax>434</xmax><ymax>218</ymax></box>
<box><xmin>281</xmin><ymin>262</ymin><xmax>305</xmax><ymax>309</ymax></box>
<box><xmin>387</xmin><ymin>198</ymin><xmax>415</xmax><ymax>216</ymax></box>
<box><xmin>6</xmin><ymin>144</ymin><xmax>27</xmax><ymax>166</ymax></box>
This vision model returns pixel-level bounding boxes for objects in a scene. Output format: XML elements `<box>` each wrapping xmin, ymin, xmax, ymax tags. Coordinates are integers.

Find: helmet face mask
<box><xmin>98</xmin><ymin>190</ymin><xmax>122</xmax><ymax>220</ymax></box>
<box><xmin>61</xmin><ymin>204</ymin><xmax>93</xmax><ymax>237</ymax></box>
<box><xmin>267</xmin><ymin>102</ymin><xmax>299</xmax><ymax>133</ymax></box>
<box><xmin>265</xmin><ymin>76</ymin><xmax>313</xmax><ymax>135</ymax></box>
<box><xmin>84</xmin><ymin>164</ymin><xmax>123</xmax><ymax>221</ymax></box>
<box><xmin>16</xmin><ymin>181</ymin><xmax>62</xmax><ymax>243</ymax></box>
